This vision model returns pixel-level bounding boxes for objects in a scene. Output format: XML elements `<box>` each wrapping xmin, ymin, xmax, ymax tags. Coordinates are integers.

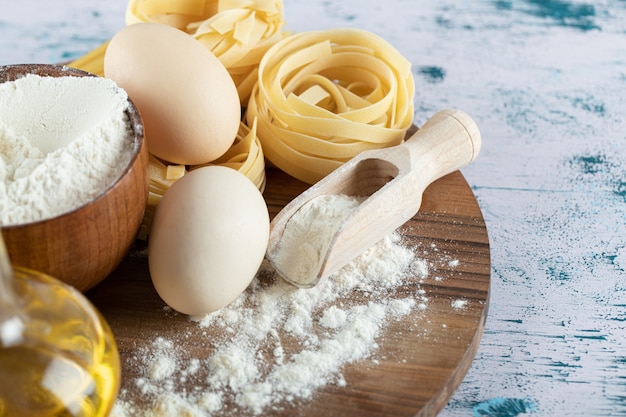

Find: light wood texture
<box><xmin>88</xmin><ymin>166</ymin><xmax>490</xmax><ymax>417</ymax></box>
<box><xmin>0</xmin><ymin>64</ymin><xmax>149</xmax><ymax>291</ymax></box>
<box><xmin>267</xmin><ymin>109</ymin><xmax>481</xmax><ymax>287</ymax></box>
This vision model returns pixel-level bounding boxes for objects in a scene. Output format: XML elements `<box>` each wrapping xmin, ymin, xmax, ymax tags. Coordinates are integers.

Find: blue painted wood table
<box><xmin>1</xmin><ymin>1</ymin><xmax>625</xmax><ymax>416</ymax></box>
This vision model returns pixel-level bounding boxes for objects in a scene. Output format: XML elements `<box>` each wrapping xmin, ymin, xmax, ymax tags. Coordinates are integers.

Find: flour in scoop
<box><xmin>0</xmin><ymin>73</ymin><xmax>134</xmax><ymax>225</ymax></box>
<box><xmin>270</xmin><ymin>194</ymin><xmax>365</xmax><ymax>286</ymax></box>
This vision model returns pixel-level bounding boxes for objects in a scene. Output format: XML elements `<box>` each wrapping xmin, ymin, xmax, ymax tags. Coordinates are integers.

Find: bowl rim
<box><xmin>0</xmin><ymin>63</ymin><xmax>146</xmax><ymax>229</ymax></box>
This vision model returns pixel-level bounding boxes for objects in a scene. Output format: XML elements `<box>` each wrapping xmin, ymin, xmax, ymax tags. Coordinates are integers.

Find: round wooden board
<box><xmin>87</xmin><ymin>167</ymin><xmax>490</xmax><ymax>417</ymax></box>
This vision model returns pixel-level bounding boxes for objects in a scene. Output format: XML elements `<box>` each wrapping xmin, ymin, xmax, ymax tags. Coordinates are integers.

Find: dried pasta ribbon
<box><xmin>246</xmin><ymin>28</ymin><xmax>415</xmax><ymax>184</ymax></box>
<box><xmin>189</xmin><ymin>1</ymin><xmax>285</xmax><ymax>104</ymax></box>
<box><xmin>138</xmin><ymin>154</ymin><xmax>185</xmax><ymax>240</ymax></box>
<box><xmin>138</xmin><ymin>120</ymin><xmax>265</xmax><ymax>240</ymax></box>
<box><xmin>68</xmin><ymin>41</ymin><xmax>108</xmax><ymax>76</ymax></box>
<box><xmin>191</xmin><ymin>117</ymin><xmax>266</xmax><ymax>192</ymax></box>
<box><xmin>125</xmin><ymin>0</ymin><xmax>221</xmax><ymax>30</ymax></box>
<box><xmin>125</xmin><ymin>0</ymin><xmax>286</xmax><ymax>105</ymax></box>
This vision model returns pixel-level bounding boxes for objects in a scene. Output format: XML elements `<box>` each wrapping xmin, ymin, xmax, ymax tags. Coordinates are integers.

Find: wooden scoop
<box><xmin>266</xmin><ymin>109</ymin><xmax>482</xmax><ymax>288</ymax></box>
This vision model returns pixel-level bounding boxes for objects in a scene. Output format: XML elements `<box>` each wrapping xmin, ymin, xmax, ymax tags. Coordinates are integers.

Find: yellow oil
<box><xmin>0</xmin><ymin>267</ymin><xmax>120</xmax><ymax>417</ymax></box>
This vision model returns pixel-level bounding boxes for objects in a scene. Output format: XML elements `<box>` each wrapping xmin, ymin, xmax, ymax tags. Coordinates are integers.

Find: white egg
<box><xmin>148</xmin><ymin>166</ymin><xmax>269</xmax><ymax>316</ymax></box>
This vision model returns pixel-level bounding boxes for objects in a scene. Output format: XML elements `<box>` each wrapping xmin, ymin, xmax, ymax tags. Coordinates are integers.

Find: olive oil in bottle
<box><xmin>0</xmin><ymin>267</ymin><xmax>120</xmax><ymax>417</ymax></box>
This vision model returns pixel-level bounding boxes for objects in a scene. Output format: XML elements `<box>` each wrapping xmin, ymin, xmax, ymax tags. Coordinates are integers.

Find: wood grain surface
<box><xmin>87</xmin><ymin>167</ymin><xmax>490</xmax><ymax>416</ymax></box>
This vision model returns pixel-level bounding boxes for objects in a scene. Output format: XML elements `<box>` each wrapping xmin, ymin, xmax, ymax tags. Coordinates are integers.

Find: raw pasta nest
<box><xmin>125</xmin><ymin>0</ymin><xmax>286</xmax><ymax>104</ymax></box>
<box><xmin>246</xmin><ymin>28</ymin><xmax>415</xmax><ymax>184</ymax></box>
<box><xmin>138</xmin><ymin>120</ymin><xmax>265</xmax><ymax>240</ymax></box>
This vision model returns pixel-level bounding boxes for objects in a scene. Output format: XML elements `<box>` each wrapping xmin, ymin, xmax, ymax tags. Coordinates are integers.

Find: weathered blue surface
<box><xmin>472</xmin><ymin>397</ymin><xmax>537</xmax><ymax>417</ymax></box>
<box><xmin>1</xmin><ymin>1</ymin><xmax>625</xmax><ymax>415</ymax></box>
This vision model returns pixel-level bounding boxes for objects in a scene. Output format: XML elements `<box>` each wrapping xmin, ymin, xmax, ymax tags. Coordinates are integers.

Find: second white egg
<box><xmin>148</xmin><ymin>165</ymin><xmax>270</xmax><ymax>316</ymax></box>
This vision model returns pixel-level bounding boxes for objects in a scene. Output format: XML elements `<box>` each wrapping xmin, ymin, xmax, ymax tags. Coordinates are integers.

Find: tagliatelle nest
<box><xmin>125</xmin><ymin>0</ymin><xmax>220</xmax><ymax>30</ymax></box>
<box><xmin>138</xmin><ymin>119</ymin><xmax>265</xmax><ymax>240</ymax></box>
<box><xmin>246</xmin><ymin>28</ymin><xmax>416</xmax><ymax>184</ymax></box>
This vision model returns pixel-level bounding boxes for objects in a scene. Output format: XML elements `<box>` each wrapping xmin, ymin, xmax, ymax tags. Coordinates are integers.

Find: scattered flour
<box><xmin>319</xmin><ymin>305</ymin><xmax>347</xmax><ymax>329</ymax></box>
<box><xmin>110</xmin><ymin>231</ymin><xmax>431</xmax><ymax>417</ymax></box>
<box><xmin>0</xmin><ymin>73</ymin><xmax>134</xmax><ymax>225</ymax></box>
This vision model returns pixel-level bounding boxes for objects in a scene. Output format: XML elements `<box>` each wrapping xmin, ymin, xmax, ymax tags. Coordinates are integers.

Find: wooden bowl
<box><xmin>0</xmin><ymin>64</ymin><xmax>149</xmax><ymax>292</ymax></box>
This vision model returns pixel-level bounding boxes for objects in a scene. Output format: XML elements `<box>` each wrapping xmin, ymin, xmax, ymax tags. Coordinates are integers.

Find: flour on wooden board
<box><xmin>110</xmin><ymin>228</ymin><xmax>432</xmax><ymax>417</ymax></box>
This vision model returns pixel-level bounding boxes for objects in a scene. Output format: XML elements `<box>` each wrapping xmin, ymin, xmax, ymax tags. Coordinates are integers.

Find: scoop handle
<box><xmin>403</xmin><ymin>109</ymin><xmax>481</xmax><ymax>187</ymax></box>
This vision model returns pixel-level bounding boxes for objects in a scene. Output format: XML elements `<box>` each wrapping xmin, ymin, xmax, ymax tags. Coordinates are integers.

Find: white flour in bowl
<box><xmin>0</xmin><ymin>73</ymin><xmax>134</xmax><ymax>226</ymax></box>
<box><xmin>111</xmin><ymin>227</ymin><xmax>430</xmax><ymax>417</ymax></box>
